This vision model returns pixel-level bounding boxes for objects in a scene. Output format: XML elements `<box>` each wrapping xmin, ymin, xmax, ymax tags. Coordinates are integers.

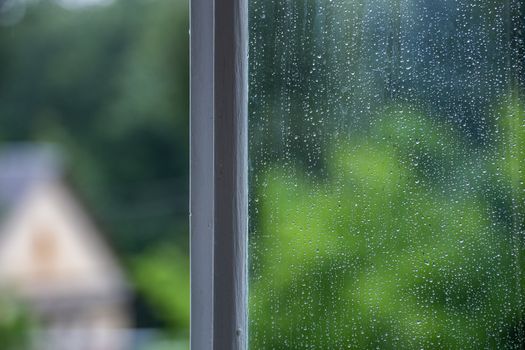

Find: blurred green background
<box><xmin>249</xmin><ymin>0</ymin><xmax>525</xmax><ymax>349</ymax></box>
<box><xmin>0</xmin><ymin>0</ymin><xmax>189</xmax><ymax>348</ymax></box>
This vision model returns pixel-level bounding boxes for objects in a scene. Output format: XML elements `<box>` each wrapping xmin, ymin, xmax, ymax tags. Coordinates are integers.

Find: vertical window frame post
<box><xmin>190</xmin><ymin>0</ymin><xmax>248</xmax><ymax>348</ymax></box>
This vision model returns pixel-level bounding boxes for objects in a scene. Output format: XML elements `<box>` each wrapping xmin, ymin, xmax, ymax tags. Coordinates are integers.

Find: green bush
<box><xmin>0</xmin><ymin>296</ymin><xmax>30</xmax><ymax>350</ymax></box>
<box><xmin>250</xmin><ymin>100</ymin><xmax>525</xmax><ymax>349</ymax></box>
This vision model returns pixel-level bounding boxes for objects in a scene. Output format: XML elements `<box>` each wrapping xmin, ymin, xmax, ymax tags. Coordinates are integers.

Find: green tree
<box><xmin>250</xmin><ymin>103</ymin><xmax>525</xmax><ymax>349</ymax></box>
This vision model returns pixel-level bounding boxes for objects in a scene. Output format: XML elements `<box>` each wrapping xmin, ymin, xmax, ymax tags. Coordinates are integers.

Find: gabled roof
<box><xmin>0</xmin><ymin>143</ymin><xmax>129</xmax><ymax>299</ymax></box>
<box><xmin>0</xmin><ymin>143</ymin><xmax>64</xmax><ymax>212</ymax></box>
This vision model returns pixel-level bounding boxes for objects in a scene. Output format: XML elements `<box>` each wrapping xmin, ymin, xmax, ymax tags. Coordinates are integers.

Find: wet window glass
<box><xmin>249</xmin><ymin>0</ymin><xmax>525</xmax><ymax>348</ymax></box>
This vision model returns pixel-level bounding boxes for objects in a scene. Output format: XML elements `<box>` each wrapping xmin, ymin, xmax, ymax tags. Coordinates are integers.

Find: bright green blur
<box><xmin>250</xmin><ymin>98</ymin><xmax>525</xmax><ymax>349</ymax></box>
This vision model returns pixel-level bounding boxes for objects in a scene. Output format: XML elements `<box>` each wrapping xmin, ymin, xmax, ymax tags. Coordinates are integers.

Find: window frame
<box><xmin>190</xmin><ymin>0</ymin><xmax>249</xmax><ymax>349</ymax></box>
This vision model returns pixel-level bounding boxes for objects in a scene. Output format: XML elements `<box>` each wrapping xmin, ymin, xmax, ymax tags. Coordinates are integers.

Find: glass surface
<box><xmin>249</xmin><ymin>0</ymin><xmax>525</xmax><ymax>348</ymax></box>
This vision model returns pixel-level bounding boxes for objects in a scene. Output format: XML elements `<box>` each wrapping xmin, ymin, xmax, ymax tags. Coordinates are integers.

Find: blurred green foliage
<box><xmin>249</xmin><ymin>0</ymin><xmax>525</xmax><ymax>348</ymax></box>
<box><xmin>0</xmin><ymin>0</ymin><xmax>189</xmax><ymax>254</ymax></box>
<box><xmin>133</xmin><ymin>245</ymin><xmax>190</xmax><ymax>336</ymax></box>
<box><xmin>0</xmin><ymin>0</ymin><xmax>190</xmax><ymax>341</ymax></box>
<box><xmin>250</xmin><ymin>99</ymin><xmax>525</xmax><ymax>349</ymax></box>
<box><xmin>0</xmin><ymin>296</ymin><xmax>31</xmax><ymax>350</ymax></box>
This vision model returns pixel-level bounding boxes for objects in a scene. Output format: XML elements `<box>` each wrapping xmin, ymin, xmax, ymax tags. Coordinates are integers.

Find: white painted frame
<box><xmin>190</xmin><ymin>0</ymin><xmax>248</xmax><ymax>348</ymax></box>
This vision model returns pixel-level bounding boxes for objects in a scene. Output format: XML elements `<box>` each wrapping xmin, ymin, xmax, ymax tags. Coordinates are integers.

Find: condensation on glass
<box><xmin>248</xmin><ymin>0</ymin><xmax>525</xmax><ymax>348</ymax></box>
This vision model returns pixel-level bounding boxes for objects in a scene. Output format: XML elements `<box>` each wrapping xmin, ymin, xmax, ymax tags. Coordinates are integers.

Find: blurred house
<box><xmin>0</xmin><ymin>144</ymin><xmax>132</xmax><ymax>350</ymax></box>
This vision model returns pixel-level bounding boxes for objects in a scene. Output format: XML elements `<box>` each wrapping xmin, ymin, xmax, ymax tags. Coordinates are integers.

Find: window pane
<box><xmin>249</xmin><ymin>0</ymin><xmax>525</xmax><ymax>348</ymax></box>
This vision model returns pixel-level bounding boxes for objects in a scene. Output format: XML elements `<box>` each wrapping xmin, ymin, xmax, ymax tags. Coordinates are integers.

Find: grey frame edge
<box><xmin>190</xmin><ymin>0</ymin><xmax>248</xmax><ymax>348</ymax></box>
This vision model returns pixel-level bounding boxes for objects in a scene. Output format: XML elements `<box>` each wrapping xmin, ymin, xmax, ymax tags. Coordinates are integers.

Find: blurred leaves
<box><xmin>133</xmin><ymin>245</ymin><xmax>190</xmax><ymax>337</ymax></box>
<box><xmin>0</xmin><ymin>295</ymin><xmax>30</xmax><ymax>350</ymax></box>
<box><xmin>250</xmin><ymin>100</ymin><xmax>525</xmax><ymax>349</ymax></box>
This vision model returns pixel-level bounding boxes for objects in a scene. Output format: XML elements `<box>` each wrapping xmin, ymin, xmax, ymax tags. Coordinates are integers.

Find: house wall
<box><xmin>0</xmin><ymin>180</ymin><xmax>132</xmax><ymax>350</ymax></box>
